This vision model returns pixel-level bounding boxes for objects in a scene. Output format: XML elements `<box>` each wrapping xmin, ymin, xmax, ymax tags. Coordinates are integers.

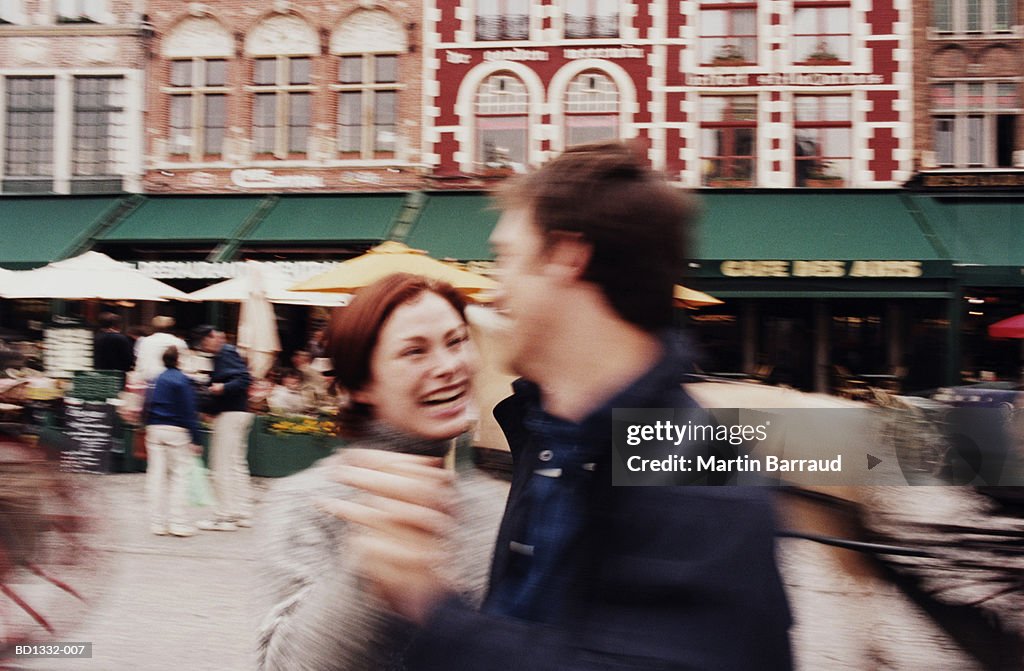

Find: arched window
<box><xmin>475</xmin><ymin>74</ymin><xmax>529</xmax><ymax>169</ymax></box>
<box><xmin>564</xmin><ymin>71</ymin><xmax>619</xmax><ymax>147</ymax></box>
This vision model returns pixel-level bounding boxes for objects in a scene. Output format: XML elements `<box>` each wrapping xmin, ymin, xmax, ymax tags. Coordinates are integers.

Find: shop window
<box><xmin>794</xmin><ymin>95</ymin><xmax>851</xmax><ymax>187</ymax></box>
<box><xmin>251</xmin><ymin>56</ymin><xmax>313</xmax><ymax>158</ymax></box>
<box><xmin>72</xmin><ymin>76</ymin><xmax>127</xmax><ymax>193</ymax></box>
<box><xmin>477</xmin><ymin>0</ymin><xmax>530</xmax><ymax>40</ymax></box>
<box><xmin>699</xmin><ymin>1</ymin><xmax>757</xmax><ymax>65</ymax></box>
<box><xmin>792</xmin><ymin>2</ymin><xmax>851</xmax><ymax>64</ymax></box>
<box><xmin>335</xmin><ymin>54</ymin><xmax>398</xmax><ymax>157</ymax></box>
<box><xmin>932</xmin><ymin>0</ymin><xmax>1014</xmax><ymax>33</ymax></box>
<box><xmin>931</xmin><ymin>81</ymin><xmax>1021</xmax><ymax>167</ymax></box>
<box><xmin>564</xmin><ymin>72</ymin><xmax>619</xmax><ymax>147</ymax></box>
<box><xmin>700</xmin><ymin>95</ymin><xmax>757</xmax><ymax>186</ymax></box>
<box><xmin>3</xmin><ymin>77</ymin><xmax>55</xmax><ymax>193</ymax></box>
<box><xmin>564</xmin><ymin>0</ymin><xmax>618</xmax><ymax>38</ymax></box>
<box><xmin>475</xmin><ymin>73</ymin><xmax>529</xmax><ymax>171</ymax></box>
<box><xmin>168</xmin><ymin>58</ymin><xmax>229</xmax><ymax>159</ymax></box>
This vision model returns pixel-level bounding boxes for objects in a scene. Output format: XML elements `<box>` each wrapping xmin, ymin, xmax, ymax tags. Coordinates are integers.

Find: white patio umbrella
<box><xmin>187</xmin><ymin>264</ymin><xmax>351</xmax><ymax>307</ymax></box>
<box><xmin>236</xmin><ymin>262</ymin><xmax>281</xmax><ymax>380</ymax></box>
<box><xmin>0</xmin><ymin>251</ymin><xmax>190</xmax><ymax>301</ymax></box>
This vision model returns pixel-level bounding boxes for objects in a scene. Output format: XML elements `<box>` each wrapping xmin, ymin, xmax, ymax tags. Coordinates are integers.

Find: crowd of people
<box><xmin>125</xmin><ymin>317</ymin><xmax>334</xmax><ymax>538</ymax></box>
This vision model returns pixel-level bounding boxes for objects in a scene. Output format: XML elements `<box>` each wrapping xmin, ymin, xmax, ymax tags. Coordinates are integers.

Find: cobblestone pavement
<box><xmin>9</xmin><ymin>473</ymin><xmax>270</xmax><ymax>671</ymax></box>
<box><xmin>6</xmin><ymin>471</ymin><xmax>1011</xmax><ymax>670</ymax></box>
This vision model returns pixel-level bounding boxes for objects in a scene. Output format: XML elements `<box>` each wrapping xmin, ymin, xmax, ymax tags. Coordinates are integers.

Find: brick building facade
<box><xmin>913</xmin><ymin>0</ymin><xmax>1024</xmax><ymax>174</ymax></box>
<box><xmin>142</xmin><ymin>0</ymin><xmax>423</xmax><ymax>194</ymax></box>
<box><xmin>0</xmin><ymin>0</ymin><xmax>147</xmax><ymax>194</ymax></box>
<box><xmin>425</xmin><ymin>0</ymin><xmax>913</xmax><ymax>188</ymax></box>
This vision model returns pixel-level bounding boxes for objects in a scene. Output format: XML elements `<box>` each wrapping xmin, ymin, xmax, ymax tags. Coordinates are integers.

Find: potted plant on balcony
<box><xmin>711</xmin><ymin>43</ymin><xmax>747</xmax><ymax>65</ymax></box>
<box><xmin>705</xmin><ymin>175</ymin><xmax>755</xmax><ymax>188</ymax></box>
<box><xmin>802</xmin><ymin>159</ymin><xmax>845</xmax><ymax>187</ymax></box>
<box><xmin>803</xmin><ymin>40</ymin><xmax>842</xmax><ymax>65</ymax></box>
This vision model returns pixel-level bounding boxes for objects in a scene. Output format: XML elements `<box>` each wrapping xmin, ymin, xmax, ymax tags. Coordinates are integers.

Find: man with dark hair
<box><xmin>94</xmin><ymin>312</ymin><xmax>134</xmax><ymax>374</ymax></box>
<box><xmin>193</xmin><ymin>326</ymin><xmax>253</xmax><ymax>532</ymax></box>
<box><xmin>329</xmin><ymin>142</ymin><xmax>792</xmax><ymax>669</ymax></box>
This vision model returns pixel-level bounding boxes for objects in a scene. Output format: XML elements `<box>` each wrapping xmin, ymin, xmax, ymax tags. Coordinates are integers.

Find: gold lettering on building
<box><xmin>792</xmin><ymin>260</ymin><xmax>845</xmax><ymax>277</ymax></box>
<box><xmin>721</xmin><ymin>260</ymin><xmax>791</xmax><ymax>277</ymax></box>
<box><xmin>719</xmin><ymin>260</ymin><xmax>924</xmax><ymax>278</ymax></box>
<box><xmin>847</xmin><ymin>261</ymin><xmax>922</xmax><ymax>277</ymax></box>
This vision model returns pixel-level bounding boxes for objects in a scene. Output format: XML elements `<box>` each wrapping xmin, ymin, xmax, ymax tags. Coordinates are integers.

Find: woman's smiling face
<box><xmin>351</xmin><ymin>291</ymin><xmax>477</xmax><ymax>441</ymax></box>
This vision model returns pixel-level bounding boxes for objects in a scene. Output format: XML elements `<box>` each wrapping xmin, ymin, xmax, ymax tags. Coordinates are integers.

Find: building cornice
<box><xmin>0</xmin><ymin>24</ymin><xmax>147</xmax><ymax>38</ymax></box>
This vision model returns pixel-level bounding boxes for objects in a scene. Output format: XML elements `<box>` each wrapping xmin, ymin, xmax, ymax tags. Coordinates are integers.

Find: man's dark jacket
<box><xmin>94</xmin><ymin>330</ymin><xmax>134</xmax><ymax>373</ymax></box>
<box><xmin>406</xmin><ymin>338</ymin><xmax>793</xmax><ymax>670</ymax></box>
<box><xmin>209</xmin><ymin>344</ymin><xmax>251</xmax><ymax>414</ymax></box>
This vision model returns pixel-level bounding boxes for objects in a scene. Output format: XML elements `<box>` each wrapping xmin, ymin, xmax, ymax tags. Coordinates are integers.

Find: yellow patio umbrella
<box><xmin>674</xmin><ymin>285</ymin><xmax>723</xmax><ymax>309</ymax></box>
<box><xmin>290</xmin><ymin>241</ymin><xmax>498</xmax><ymax>298</ymax></box>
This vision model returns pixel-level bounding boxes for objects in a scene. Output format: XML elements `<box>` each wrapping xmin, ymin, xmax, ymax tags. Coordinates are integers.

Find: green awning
<box><xmin>244</xmin><ymin>194</ymin><xmax>404</xmax><ymax>243</ymax></box>
<box><xmin>403</xmin><ymin>193</ymin><xmax>499</xmax><ymax>261</ymax></box>
<box><xmin>0</xmin><ymin>196</ymin><xmax>122</xmax><ymax>268</ymax></box>
<box><xmin>911</xmin><ymin>196</ymin><xmax>1024</xmax><ymax>282</ymax></box>
<box><xmin>695</xmin><ymin>192</ymin><xmax>948</xmax><ymax>261</ymax></box>
<box><xmin>102</xmin><ymin>196</ymin><xmax>267</xmax><ymax>242</ymax></box>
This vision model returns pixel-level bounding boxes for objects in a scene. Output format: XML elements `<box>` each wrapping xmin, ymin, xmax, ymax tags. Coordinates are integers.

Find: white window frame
<box><xmin>932</xmin><ymin>0</ymin><xmax>1015</xmax><ymax>34</ymax></box>
<box><xmin>563</xmin><ymin>71</ymin><xmax>620</xmax><ymax>148</ymax></box>
<box><xmin>330</xmin><ymin>53</ymin><xmax>401</xmax><ymax>159</ymax></box>
<box><xmin>248</xmin><ymin>55</ymin><xmax>315</xmax><ymax>159</ymax></box>
<box><xmin>475</xmin><ymin>73</ymin><xmax>530</xmax><ymax>170</ymax></box>
<box><xmin>164</xmin><ymin>57</ymin><xmax>230</xmax><ymax>161</ymax></box>
<box><xmin>930</xmin><ymin>79</ymin><xmax>1022</xmax><ymax>167</ymax></box>
<box><xmin>54</xmin><ymin>0</ymin><xmax>108</xmax><ymax>24</ymax></box>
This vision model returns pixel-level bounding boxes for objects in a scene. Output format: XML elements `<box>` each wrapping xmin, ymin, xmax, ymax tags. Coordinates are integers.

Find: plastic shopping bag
<box><xmin>187</xmin><ymin>456</ymin><xmax>214</xmax><ymax>507</ymax></box>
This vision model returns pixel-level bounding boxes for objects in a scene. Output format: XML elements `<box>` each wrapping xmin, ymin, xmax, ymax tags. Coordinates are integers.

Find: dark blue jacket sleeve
<box><xmin>219</xmin><ymin>346</ymin><xmax>251</xmax><ymax>395</ymax></box>
<box><xmin>177</xmin><ymin>375</ymin><xmax>202</xmax><ymax>445</ymax></box>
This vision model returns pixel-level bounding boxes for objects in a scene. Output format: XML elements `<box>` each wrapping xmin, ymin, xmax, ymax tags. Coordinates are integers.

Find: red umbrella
<box><xmin>987</xmin><ymin>314</ymin><xmax>1024</xmax><ymax>338</ymax></box>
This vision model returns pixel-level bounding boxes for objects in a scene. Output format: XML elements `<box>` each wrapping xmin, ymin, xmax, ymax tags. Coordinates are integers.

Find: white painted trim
<box><xmin>53</xmin><ymin>72</ymin><xmax>73</xmax><ymax>194</ymax></box>
<box><xmin>453</xmin><ymin>60</ymin><xmax>545</xmax><ymax>172</ymax></box>
<box><xmin>547</xmin><ymin>59</ymin><xmax>638</xmax><ymax>152</ymax></box>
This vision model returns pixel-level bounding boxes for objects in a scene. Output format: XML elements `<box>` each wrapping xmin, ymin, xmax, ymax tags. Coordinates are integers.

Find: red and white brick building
<box><xmin>424</xmin><ymin>0</ymin><xmax>913</xmax><ymax>188</ymax></box>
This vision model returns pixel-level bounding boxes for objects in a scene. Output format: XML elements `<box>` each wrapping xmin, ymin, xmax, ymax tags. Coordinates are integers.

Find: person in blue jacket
<box><xmin>326</xmin><ymin>142</ymin><xmax>794</xmax><ymax>669</ymax></box>
<box><xmin>145</xmin><ymin>346</ymin><xmax>202</xmax><ymax>537</ymax></box>
<box><xmin>193</xmin><ymin>325</ymin><xmax>253</xmax><ymax>532</ymax></box>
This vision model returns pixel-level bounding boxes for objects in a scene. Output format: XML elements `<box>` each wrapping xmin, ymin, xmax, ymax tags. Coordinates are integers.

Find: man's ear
<box><xmin>543</xmin><ymin>231</ymin><xmax>592</xmax><ymax>282</ymax></box>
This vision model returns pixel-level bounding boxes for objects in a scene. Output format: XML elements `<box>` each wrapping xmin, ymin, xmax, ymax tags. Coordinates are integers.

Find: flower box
<box><xmin>705</xmin><ymin>178</ymin><xmax>754</xmax><ymax>188</ymax></box>
<box><xmin>804</xmin><ymin>177</ymin><xmax>845</xmax><ymax>188</ymax></box>
<box><xmin>248</xmin><ymin>415</ymin><xmax>344</xmax><ymax>478</ymax></box>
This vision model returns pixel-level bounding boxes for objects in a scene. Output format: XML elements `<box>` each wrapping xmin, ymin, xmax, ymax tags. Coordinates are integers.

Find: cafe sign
<box><xmin>717</xmin><ymin>260</ymin><xmax>926</xmax><ymax>278</ymax></box>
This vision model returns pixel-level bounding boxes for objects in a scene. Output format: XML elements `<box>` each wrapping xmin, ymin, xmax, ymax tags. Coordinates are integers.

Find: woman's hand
<box><xmin>318</xmin><ymin>448</ymin><xmax>458</xmax><ymax>624</ymax></box>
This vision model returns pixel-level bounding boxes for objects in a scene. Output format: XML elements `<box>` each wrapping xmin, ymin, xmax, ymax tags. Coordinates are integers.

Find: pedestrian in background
<box><xmin>93</xmin><ymin>312</ymin><xmax>134</xmax><ymax>376</ymax></box>
<box><xmin>193</xmin><ymin>325</ymin><xmax>253</xmax><ymax>532</ymax></box>
<box><xmin>134</xmin><ymin>316</ymin><xmax>189</xmax><ymax>382</ymax></box>
<box><xmin>144</xmin><ymin>346</ymin><xmax>202</xmax><ymax>537</ymax></box>
<box><xmin>267</xmin><ymin>368</ymin><xmax>314</xmax><ymax>416</ymax></box>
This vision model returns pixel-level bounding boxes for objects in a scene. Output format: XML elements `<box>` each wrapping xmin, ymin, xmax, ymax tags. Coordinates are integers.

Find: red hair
<box><xmin>326</xmin><ymin>273</ymin><xmax>467</xmax><ymax>436</ymax></box>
